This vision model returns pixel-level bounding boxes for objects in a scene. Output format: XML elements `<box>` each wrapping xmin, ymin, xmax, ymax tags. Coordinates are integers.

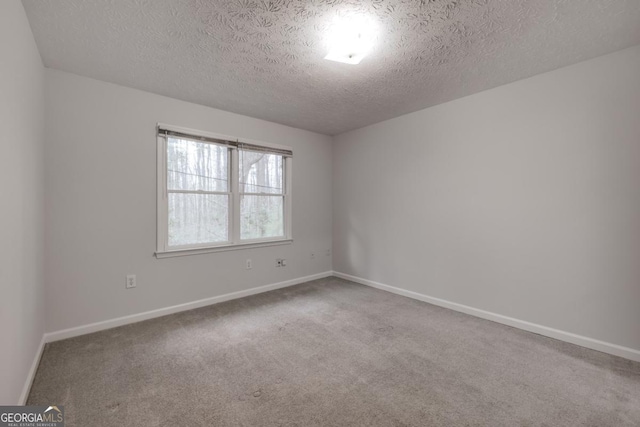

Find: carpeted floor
<box><xmin>28</xmin><ymin>277</ymin><xmax>640</xmax><ymax>426</ymax></box>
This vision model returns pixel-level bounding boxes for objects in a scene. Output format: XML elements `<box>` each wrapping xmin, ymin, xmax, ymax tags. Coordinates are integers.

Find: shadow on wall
<box><xmin>345</xmin><ymin>208</ymin><xmax>368</xmax><ymax>278</ymax></box>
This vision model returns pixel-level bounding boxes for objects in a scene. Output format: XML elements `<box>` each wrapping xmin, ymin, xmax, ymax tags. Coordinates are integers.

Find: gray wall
<box><xmin>0</xmin><ymin>1</ymin><xmax>45</xmax><ymax>404</ymax></box>
<box><xmin>333</xmin><ymin>45</ymin><xmax>640</xmax><ymax>351</ymax></box>
<box><xmin>44</xmin><ymin>70</ymin><xmax>333</xmax><ymax>332</ymax></box>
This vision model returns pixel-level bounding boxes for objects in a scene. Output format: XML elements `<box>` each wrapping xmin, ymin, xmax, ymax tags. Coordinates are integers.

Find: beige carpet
<box><xmin>28</xmin><ymin>277</ymin><xmax>640</xmax><ymax>426</ymax></box>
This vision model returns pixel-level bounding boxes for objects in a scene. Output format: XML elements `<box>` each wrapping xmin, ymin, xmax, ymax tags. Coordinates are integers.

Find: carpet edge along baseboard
<box><xmin>333</xmin><ymin>271</ymin><xmax>640</xmax><ymax>363</ymax></box>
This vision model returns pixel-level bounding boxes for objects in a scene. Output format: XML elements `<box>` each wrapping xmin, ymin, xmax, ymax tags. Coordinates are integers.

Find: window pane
<box><xmin>241</xmin><ymin>195</ymin><xmax>284</xmax><ymax>240</ymax></box>
<box><xmin>167</xmin><ymin>137</ymin><xmax>228</xmax><ymax>192</ymax></box>
<box><xmin>239</xmin><ymin>150</ymin><xmax>284</xmax><ymax>194</ymax></box>
<box><xmin>168</xmin><ymin>193</ymin><xmax>228</xmax><ymax>246</ymax></box>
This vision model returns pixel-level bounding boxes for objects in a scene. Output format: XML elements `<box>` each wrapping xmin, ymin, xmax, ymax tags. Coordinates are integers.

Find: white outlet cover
<box><xmin>126</xmin><ymin>274</ymin><xmax>136</xmax><ymax>289</ymax></box>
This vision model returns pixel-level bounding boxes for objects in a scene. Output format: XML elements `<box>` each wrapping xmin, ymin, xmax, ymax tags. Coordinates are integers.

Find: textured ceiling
<box><xmin>22</xmin><ymin>0</ymin><xmax>640</xmax><ymax>135</ymax></box>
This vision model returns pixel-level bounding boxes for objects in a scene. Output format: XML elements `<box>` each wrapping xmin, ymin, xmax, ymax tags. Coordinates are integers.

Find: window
<box><xmin>156</xmin><ymin>125</ymin><xmax>292</xmax><ymax>256</ymax></box>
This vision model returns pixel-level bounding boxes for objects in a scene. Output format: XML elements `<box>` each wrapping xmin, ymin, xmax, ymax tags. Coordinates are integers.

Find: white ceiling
<box><xmin>22</xmin><ymin>0</ymin><xmax>640</xmax><ymax>135</ymax></box>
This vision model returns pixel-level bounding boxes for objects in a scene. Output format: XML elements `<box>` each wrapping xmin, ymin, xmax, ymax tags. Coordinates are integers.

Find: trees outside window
<box><xmin>157</xmin><ymin>126</ymin><xmax>291</xmax><ymax>254</ymax></box>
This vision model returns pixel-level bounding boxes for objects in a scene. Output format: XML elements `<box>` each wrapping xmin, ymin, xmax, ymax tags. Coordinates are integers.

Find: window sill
<box><xmin>155</xmin><ymin>239</ymin><xmax>293</xmax><ymax>259</ymax></box>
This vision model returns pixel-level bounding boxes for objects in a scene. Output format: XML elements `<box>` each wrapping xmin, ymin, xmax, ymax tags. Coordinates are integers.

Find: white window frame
<box><xmin>156</xmin><ymin>124</ymin><xmax>292</xmax><ymax>258</ymax></box>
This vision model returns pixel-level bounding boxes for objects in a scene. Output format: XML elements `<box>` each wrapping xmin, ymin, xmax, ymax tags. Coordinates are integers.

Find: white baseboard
<box><xmin>20</xmin><ymin>334</ymin><xmax>46</xmax><ymax>405</ymax></box>
<box><xmin>333</xmin><ymin>271</ymin><xmax>640</xmax><ymax>363</ymax></box>
<box><xmin>44</xmin><ymin>271</ymin><xmax>332</xmax><ymax>343</ymax></box>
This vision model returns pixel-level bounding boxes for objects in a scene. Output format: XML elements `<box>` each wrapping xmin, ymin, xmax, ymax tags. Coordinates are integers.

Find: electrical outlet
<box><xmin>126</xmin><ymin>274</ymin><xmax>136</xmax><ymax>289</ymax></box>
<box><xmin>310</xmin><ymin>252</ymin><xmax>316</xmax><ymax>260</ymax></box>
<box><xmin>246</xmin><ymin>259</ymin><xmax>252</xmax><ymax>270</ymax></box>
<box><xmin>281</xmin><ymin>259</ymin><xmax>287</xmax><ymax>267</ymax></box>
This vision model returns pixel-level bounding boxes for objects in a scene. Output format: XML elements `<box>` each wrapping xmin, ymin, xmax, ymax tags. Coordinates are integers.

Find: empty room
<box><xmin>2</xmin><ymin>0</ymin><xmax>640</xmax><ymax>425</ymax></box>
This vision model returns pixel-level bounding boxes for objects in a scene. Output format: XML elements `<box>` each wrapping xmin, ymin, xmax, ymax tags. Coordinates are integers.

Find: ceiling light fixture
<box><xmin>324</xmin><ymin>15</ymin><xmax>377</xmax><ymax>65</ymax></box>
